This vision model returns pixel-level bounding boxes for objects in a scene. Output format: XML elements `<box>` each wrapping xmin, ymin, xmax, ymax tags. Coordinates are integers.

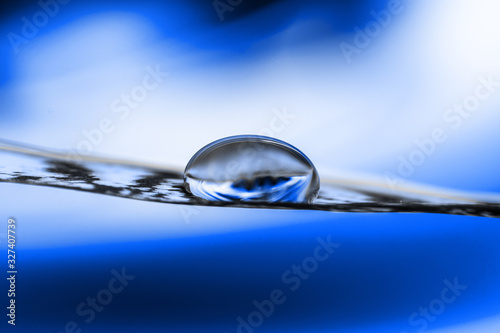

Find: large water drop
<box><xmin>183</xmin><ymin>135</ymin><xmax>320</xmax><ymax>203</ymax></box>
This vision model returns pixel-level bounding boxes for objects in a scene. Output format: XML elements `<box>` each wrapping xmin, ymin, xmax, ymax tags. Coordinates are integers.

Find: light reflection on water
<box><xmin>1</xmin><ymin>140</ymin><xmax>500</xmax><ymax>218</ymax></box>
<box><xmin>1</xmin><ymin>140</ymin><xmax>500</xmax><ymax>332</ymax></box>
<box><xmin>3</xmin><ymin>181</ymin><xmax>500</xmax><ymax>333</ymax></box>
<box><xmin>1</xmin><ymin>1</ymin><xmax>500</xmax><ymax>332</ymax></box>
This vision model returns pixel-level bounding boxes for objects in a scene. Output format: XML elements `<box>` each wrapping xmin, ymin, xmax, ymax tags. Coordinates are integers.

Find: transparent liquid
<box><xmin>2</xmin><ymin>139</ymin><xmax>500</xmax><ymax>333</ymax></box>
<box><xmin>1</xmin><ymin>139</ymin><xmax>499</xmax><ymax>217</ymax></box>
<box><xmin>186</xmin><ymin>174</ymin><xmax>314</xmax><ymax>202</ymax></box>
<box><xmin>183</xmin><ymin>135</ymin><xmax>319</xmax><ymax>203</ymax></box>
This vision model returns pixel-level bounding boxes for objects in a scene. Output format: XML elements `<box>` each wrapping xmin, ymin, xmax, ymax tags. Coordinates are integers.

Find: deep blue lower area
<box><xmin>5</xmin><ymin>212</ymin><xmax>500</xmax><ymax>332</ymax></box>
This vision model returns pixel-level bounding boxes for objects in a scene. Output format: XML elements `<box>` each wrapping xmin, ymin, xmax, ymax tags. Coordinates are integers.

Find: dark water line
<box><xmin>1</xmin><ymin>140</ymin><xmax>499</xmax><ymax>218</ymax></box>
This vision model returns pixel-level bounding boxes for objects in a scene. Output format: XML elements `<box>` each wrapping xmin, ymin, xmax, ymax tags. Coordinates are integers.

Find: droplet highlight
<box><xmin>183</xmin><ymin>135</ymin><xmax>320</xmax><ymax>203</ymax></box>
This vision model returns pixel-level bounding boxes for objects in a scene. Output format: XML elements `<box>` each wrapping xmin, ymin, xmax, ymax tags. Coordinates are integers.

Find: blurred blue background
<box><xmin>1</xmin><ymin>0</ymin><xmax>500</xmax><ymax>332</ymax></box>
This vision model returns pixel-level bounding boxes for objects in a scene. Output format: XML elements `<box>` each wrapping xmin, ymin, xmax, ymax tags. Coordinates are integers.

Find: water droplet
<box><xmin>183</xmin><ymin>135</ymin><xmax>320</xmax><ymax>203</ymax></box>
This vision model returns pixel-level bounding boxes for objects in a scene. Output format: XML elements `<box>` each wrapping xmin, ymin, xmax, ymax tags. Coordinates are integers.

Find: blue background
<box><xmin>1</xmin><ymin>0</ymin><xmax>500</xmax><ymax>332</ymax></box>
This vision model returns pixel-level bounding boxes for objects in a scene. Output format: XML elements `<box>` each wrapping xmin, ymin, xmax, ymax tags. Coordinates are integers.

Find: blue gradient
<box><xmin>1</xmin><ymin>0</ymin><xmax>500</xmax><ymax>332</ymax></box>
<box><xmin>6</xmin><ymin>210</ymin><xmax>500</xmax><ymax>332</ymax></box>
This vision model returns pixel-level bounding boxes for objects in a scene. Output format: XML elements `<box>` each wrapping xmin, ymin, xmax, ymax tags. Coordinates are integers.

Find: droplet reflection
<box><xmin>183</xmin><ymin>135</ymin><xmax>320</xmax><ymax>203</ymax></box>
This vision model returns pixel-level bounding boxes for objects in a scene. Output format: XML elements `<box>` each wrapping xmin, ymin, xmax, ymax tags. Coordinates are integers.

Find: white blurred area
<box><xmin>1</xmin><ymin>0</ymin><xmax>500</xmax><ymax>190</ymax></box>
